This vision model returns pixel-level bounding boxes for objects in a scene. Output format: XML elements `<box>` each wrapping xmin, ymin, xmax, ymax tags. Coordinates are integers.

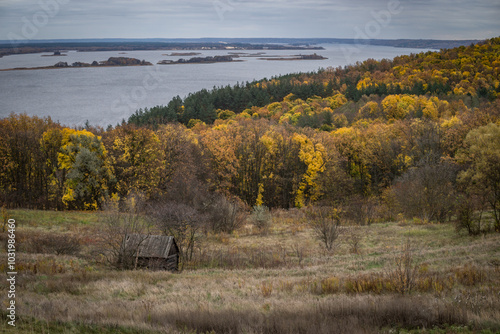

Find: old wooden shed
<box><xmin>123</xmin><ymin>234</ymin><xmax>179</xmax><ymax>271</ymax></box>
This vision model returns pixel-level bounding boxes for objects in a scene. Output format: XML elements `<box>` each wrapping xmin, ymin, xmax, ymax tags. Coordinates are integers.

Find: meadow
<box><xmin>1</xmin><ymin>208</ymin><xmax>499</xmax><ymax>333</ymax></box>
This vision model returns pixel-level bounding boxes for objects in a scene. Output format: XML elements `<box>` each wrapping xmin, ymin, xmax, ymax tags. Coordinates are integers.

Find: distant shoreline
<box><xmin>0</xmin><ymin>64</ymin><xmax>152</xmax><ymax>71</ymax></box>
<box><xmin>0</xmin><ymin>41</ymin><xmax>325</xmax><ymax>58</ymax></box>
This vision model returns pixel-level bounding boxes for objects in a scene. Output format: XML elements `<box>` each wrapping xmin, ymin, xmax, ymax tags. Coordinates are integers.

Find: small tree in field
<box><xmin>250</xmin><ymin>205</ymin><xmax>271</xmax><ymax>232</ymax></box>
<box><xmin>387</xmin><ymin>238</ymin><xmax>420</xmax><ymax>295</ymax></box>
<box><xmin>307</xmin><ymin>206</ymin><xmax>342</xmax><ymax>252</ymax></box>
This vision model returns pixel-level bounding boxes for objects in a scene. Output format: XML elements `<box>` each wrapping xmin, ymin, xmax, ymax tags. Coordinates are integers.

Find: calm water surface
<box><xmin>0</xmin><ymin>44</ymin><xmax>431</xmax><ymax>126</ymax></box>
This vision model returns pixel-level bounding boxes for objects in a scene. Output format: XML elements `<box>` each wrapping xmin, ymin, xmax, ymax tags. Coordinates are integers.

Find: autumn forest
<box><xmin>1</xmin><ymin>38</ymin><xmax>500</xmax><ymax>234</ymax></box>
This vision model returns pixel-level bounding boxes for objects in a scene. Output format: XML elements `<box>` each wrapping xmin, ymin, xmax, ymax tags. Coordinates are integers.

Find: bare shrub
<box><xmin>250</xmin><ymin>205</ymin><xmax>271</xmax><ymax>232</ymax></box>
<box><xmin>345</xmin><ymin>226</ymin><xmax>363</xmax><ymax>254</ymax></box>
<box><xmin>387</xmin><ymin>238</ymin><xmax>420</xmax><ymax>294</ymax></box>
<box><xmin>95</xmin><ymin>195</ymin><xmax>150</xmax><ymax>270</ymax></box>
<box><xmin>291</xmin><ymin>243</ymin><xmax>305</xmax><ymax>266</ymax></box>
<box><xmin>307</xmin><ymin>206</ymin><xmax>342</xmax><ymax>252</ymax></box>
<box><xmin>207</xmin><ymin>195</ymin><xmax>246</xmax><ymax>234</ymax></box>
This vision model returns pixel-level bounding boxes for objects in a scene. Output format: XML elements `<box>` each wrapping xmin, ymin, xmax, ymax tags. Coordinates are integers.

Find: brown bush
<box><xmin>207</xmin><ymin>195</ymin><xmax>247</xmax><ymax>234</ymax></box>
<box><xmin>307</xmin><ymin>206</ymin><xmax>342</xmax><ymax>251</ymax></box>
<box><xmin>453</xmin><ymin>265</ymin><xmax>485</xmax><ymax>286</ymax></box>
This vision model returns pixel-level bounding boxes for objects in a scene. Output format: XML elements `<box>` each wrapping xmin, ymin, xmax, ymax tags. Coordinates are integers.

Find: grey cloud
<box><xmin>0</xmin><ymin>0</ymin><xmax>498</xmax><ymax>40</ymax></box>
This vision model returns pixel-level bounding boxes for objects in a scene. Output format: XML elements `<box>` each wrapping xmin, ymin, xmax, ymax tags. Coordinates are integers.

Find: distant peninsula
<box><xmin>163</xmin><ymin>52</ymin><xmax>202</xmax><ymax>56</ymax></box>
<box><xmin>158</xmin><ymin>55</ymin><xmax>241</xmax><ymax>65</ymax></box>
<box><xmin>258</xmin><ymin>53</ymin><xmax>327</xmax><ymax>61</ymax></box>
<box><xmin>0</xmin><ymin>57</ymin><xmax>152</xmax><ymax>71</ymax></box>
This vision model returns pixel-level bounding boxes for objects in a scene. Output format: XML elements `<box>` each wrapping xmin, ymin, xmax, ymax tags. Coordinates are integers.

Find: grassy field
<box><xmin>1</xmin><ymin>209</ymin><xmax>499</xmax><ymax>333</ymax></box>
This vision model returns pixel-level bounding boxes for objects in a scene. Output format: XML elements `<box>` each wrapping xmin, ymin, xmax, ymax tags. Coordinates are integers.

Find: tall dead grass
<box><xmin>149</xmin><ymin>296</ymin><xmax>467</xmax><ymax>334</ymax></box>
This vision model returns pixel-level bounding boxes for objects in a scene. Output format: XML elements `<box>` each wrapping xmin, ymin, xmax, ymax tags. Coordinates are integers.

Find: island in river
<box><xmin>157</xmin><ymin>53</ymin><xmax>328</xmax><ymax>65</ymax></box>
<box><xmin>258</xmin><ymin>53</ymin><xmax>328</xmax><ymax>61</ymax></box>
<box><xmin>163</xmin><ymin>52</ymin><xmax>202</xmax><ymax>56</ymax></box>
<box><xmin>158</xmin><ymin>55</ymin><xmax>241</xmax><ymax>65</ymax></box>
<box><xmin>41</xmin><ymin>51</ymin><xmax>67</xmax><ymax>57</ymax></box>
<box><xmin>0</xmin><ymin>57</ymin><xmax>152</xmax><ymax>71</ymax></box>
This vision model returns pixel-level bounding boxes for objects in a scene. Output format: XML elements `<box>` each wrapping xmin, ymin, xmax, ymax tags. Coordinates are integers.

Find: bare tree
<box><xmin>345</xmin><ymin>226</ymin><xmax>363</xmax><ymax>254</ymax></box>
<box><xmin>387</xmin><ymin>238</ymin><xmax>420</xmax><ymax>295</ymax></box>
<box><xmin>207</xmin><ymin>195</ymin><xmax>246</xmax><ymax>234</ymax></box>
<box><xmin>308</xmin><ymin>206</ymin><xmax>342</xmax><ymax>252</ymax></box>
<box><xmin>95</xmin><ymin>195</ymin><xmax>150</xmax><ymax>270</ymax></box>
<box><xmin>148</xmin><ymin>200</ymin><xmax>206</xmax><ymax>269</ymax></box>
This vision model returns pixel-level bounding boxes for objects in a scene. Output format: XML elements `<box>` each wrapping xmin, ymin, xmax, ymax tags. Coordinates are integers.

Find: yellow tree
<box><xmin>199</xmin><ymin>121</ymin><xmax>240</xmax><ymax>194</ymax></box>
<box><xmin>108</xmin><ymin>126</ymin><xmax>162</xmax><ymax>199</ymax></box>
<box><xmin>331</xmin><ymin>127</ymin><xmax>371</xmax><ymax>194</ymax></box>
<box><xmin>381</xmin><ymin>94</ymin><xmax>416</xmax><ymax>120</ymax></box>
<box><xmin>293</xmin><ymin>133</ymin><xmax>325</xmax><ymax>208</ymax></box>
<box><xmin>58</xmin><ymin>129</ymin><xmax>114</xmax><ymax>210</ymax></box>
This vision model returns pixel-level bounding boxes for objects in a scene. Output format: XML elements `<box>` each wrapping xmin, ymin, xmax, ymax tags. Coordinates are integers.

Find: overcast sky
<box><xmin>0</xmin><ymin>0</ymin><xmax>499</xmax><ymax>41</ymax></box>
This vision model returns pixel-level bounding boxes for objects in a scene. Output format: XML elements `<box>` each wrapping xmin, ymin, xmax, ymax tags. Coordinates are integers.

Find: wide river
<box><xmin>0</xmin><ymin>44</ymin><xmax>432</xmax><ymax>127</ymax></box>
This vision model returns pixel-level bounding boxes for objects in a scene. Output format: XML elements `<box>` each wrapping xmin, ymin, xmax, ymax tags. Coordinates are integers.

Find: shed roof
<box><xmin>124</xmin><ymin>234</ymin><xmax>177</xmax><ymax>258</ymax></box>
